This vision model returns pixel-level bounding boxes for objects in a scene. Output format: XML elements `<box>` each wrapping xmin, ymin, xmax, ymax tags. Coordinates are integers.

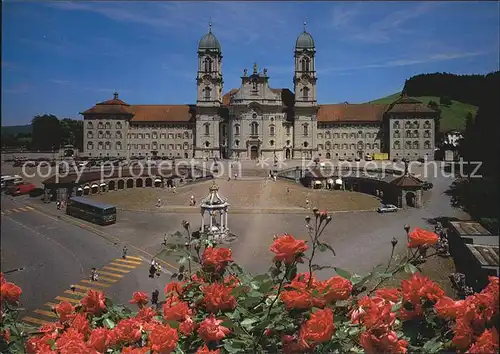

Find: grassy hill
<box><xmin>1</xmin><ymin>124</ymin><xmax>32</xmax><ymax>136</ymax></box>
<box><xmin>366</xmin><ymin>93</ymin><xmax>478</xmax><ymax>132</ymax></box>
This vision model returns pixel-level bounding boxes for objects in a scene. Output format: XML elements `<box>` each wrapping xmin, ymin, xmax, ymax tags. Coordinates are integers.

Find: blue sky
<box><xmin>2</xmin><ymin>1</ymin><xmax>499</xmax><ymax>126</ymax></box>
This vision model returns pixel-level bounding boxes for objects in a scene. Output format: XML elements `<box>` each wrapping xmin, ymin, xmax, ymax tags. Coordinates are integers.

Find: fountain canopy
<box><xmin>200</xmin><ymin>182</ymin><xmax>230</xmax><ymax>210</ymax></box>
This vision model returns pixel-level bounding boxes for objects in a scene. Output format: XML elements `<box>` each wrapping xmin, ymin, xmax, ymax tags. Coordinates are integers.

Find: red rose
<box><xmin>179</xmin><ymin>316</ymin><xmax>196</xmax><ymax>336</ymax></box>
<box><xmin>407</xmin><ymin>227</ymin><xmax>438</xmax><ymax>248</ymax></box>
<box><xmin>148</xmin><ymin>323</ymin><xmax>179</xmax><ymax>354</ymax></box>
<box><xmin>135</xmin><ymin>306</ymin><xmax>157</xmax><ymax>323</ymax></box>
<box><xmin>0</xmin><ymin>281</ymin><xmax>22</xmax><ymax>304</ymax></box>
<box><xmin>129</xmin><ymin>291</ymin><xmax>149</xmax><ymax>307</ymax></box>
<box><xmin>270</xmin><ymin>234</ymin><xmax>308</xmax><ymax>265</ymax></box>
<box><xmin>165</xmin><ymin>281</ymin><xmax>187</xmax><ymax>296</ymax></box>
<box><xmin>299</xmin><ymin>308</ymin><xmax>335</xmax><ymax>347</ymax></box>
<box><xmin>196</xmin><ymin>344</ymin><xmax>221</xmax><ymax>354</ymax></box>
<box><xmin>81</xmin><ymin>290</ymin><xmax>106</xmax><ymax>315</ymax></box>
<box><xmin>467</xmin><ymin>328</ymin><xmax>499</xmax><ymax>353</ymax></box>
<box><xmin>319</xmin><ymin>275</ymin><xmax>353</xmax><ymax>302</ymax></box>
<box><xmin>360</xmin><ymin>329</ymin><xmax>408</xmax><ymax>354</ymax></box>
<box><xmin>1</xmin><ymin>328</ymin><xmax>10</xmax><ymax>343</ymax></box>
<box><xmin>375</xmin><ymin>288</ymin><xmax>401</xmax><ymax>303</ymax></box>
<box><xmin>108</xmin><ymin>318</ymin><xmax>142</xmax><ymax>346</ymax></box>
<box><xmin>163</xmin><ymin>296</ymin><xmax>192</xmax><ymax>321</ymax></box>
<box><xmin>197</xmin><ymin>315</ymin><xmax>231</xmax><ymax>342</ymax></box>
<box><xmin>55</xmin><ymin>301</ymin><xmax>75</xmax><ymax>322</ymax></box>
<box><xmin>87</xmin><ymin>328</ymin><xmax>110</xmax><ymax>352</ymax></box>
<box><xmin>55</xmin><ymin>328</ymin><xmax>87</xmax><ymax>354</ymax></box>
<box><xmin>452</xmin><ymin>318</ymin><xmax>474</xmax><ymax>350</ymax></box>
<box><xmin>434</xmin><ymin>296</ymin><xmax>463</xmax><ymax>319</ymax></box>
<box><xmin>280</xmin><ymin>289</ymin><xmax>314</xmax><ymax>310</ymax></box>
<box><xmin>121</xmin><ymin>347</ymin><xmax>149</xmax><ymax>354</ymax></box>
<box><xmin>70</xmin><ymin>313</ymin><xmax>90</xmax><ymax>336</ymax></box>
<box><xmin>202</xmin><ymin>247</ymin><xmax>233</xmax><ymax>272</ymax></box>
<box><xmin>201</xmin><ymin>283</ymin><xmax>237</xmax><ymax>313</ymax></box>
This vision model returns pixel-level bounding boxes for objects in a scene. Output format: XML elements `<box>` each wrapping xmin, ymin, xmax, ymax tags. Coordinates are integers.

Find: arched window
<box><xmin>204</xmin><ymin>124</ymin><xmax>210</xmax><ymax>136</ymax></box>
<box><xmin>270</xmin><ymin>140</ymin><xmax>275</xmax><ymax>146</ymax></box>
<box><xmin>98</xmin><ymin>122</ymin><xmax>104</xmax><ymax>129</ymax></box>
<box><xmin>357</xmin><ymin>141</ymin><xmax>364</xmax><ymax>150</ymax></box>
<box><xmin>87</xmin><ymin>142</ymin><xmax>93</xmax><ymax>150</ymax></box>
<box><xmin>251</xmin><ymin>122</ymin><xmax>259</xmax><ymax>136</ymax></box>
<box><xmin>286</xmin><ymin>126</ymin><xmax>291</xmax><ymax>136</ymax></box>
<box><xmin>366</xmin><ymin>143</ymin><xmax>372</xmax><ymax>149</ymax></box>
<box><xmin>393</xmin><ymin>121</ymin><xmax>400</xmax><ymax>129</ymax></box>
<box><xmin>424</xmin><ymin>130</ymin><xmax>431</xmax><ymax>138</ymax></box>
<box><xmin>105</xmin><ymin>122</ymin><xmax>111</xmax><ymax>129</ymax></box>
<box><xmin>301</xmin><ymin>57</ymin><xmax>310</xmax><ymax>72</ymax></box>
<box><xmin>424</xmin><ymin>120</ymin><xmax>431</xmax><ymax>129</ymax></box>
<box><xmin>424</xmin><ymin>140</ymin><xmax>431</xmax><ymax>149</ymax></box>
<box><xmin>325</xmin><ymin>141</ymin><xmax>331</xmax><ymax>150</ymax></box>
<box><xmin>105</xmin><ymin>131</ymin><xmax>111</xmax><ymax>138</ymax></box>
<box><xmin>204</xmin><ymin>141</ymin><xmax>210</xmax><ymax>147</ymax></box>
<box><xmin>350</xmin><ymin>133</ymin><xmax>356</xmax><ymax>138</ymax></box>
<box><xmin>350</xmin><ymin>143</ymin><xmax>356</xmax><ymax>150</ymax></box>
<box><xmin>116</xmin><ymin>142</ymin><xmax>122</xmax><ymax>150</ymax></box>
<box><xmin>325</xmin><ymin>131</ymin><xmax>331</xmax><ymax>139</ymax></box>
<box><xmin>393</xmin><ymin>130</ymin><xmax>400</xmax><ymax>138</ymax></box>
<box><xmin>87</xmin><ymin>131</ymin><xmax>93</xmax><ymax>139</ymax></box>
<box><xmin>334</xmin><ymin>144</ymin><xmax>340</xmax><ymax>149</ymax></box>
<box><xmin>269</xmin><ymin>124</ymin><xmax>275</xmax><ymax>136</ymax></box>
<box><xmin>373</xmin><ymin>143</ymin><xmax>379</xmax><ymax>149</ymax></box>
<box><xmin>116</xmin><ymin>122</ymin><xmax>122</xmax><ymax>129</ymax></box>
<box><xmin>358</xmin><ymin>130</ymin><xmax>363</xmax><ymax>138</ymax></box>
<box><xmin>413</xmin><ymin>121</ymin><xmax>419</xmax><ymax>129</ymax></box>
<box><xmin>98</xmin><ymin>131</ymin><xmax>103</xmax><ymax>139</ymax></box>
<box><xmin>183</xmin><ymin>142</ymin><xmax>189</xmax><ymax>149</ymax></box>
<box><xmin>152</xmin><ymin>131</ymin><xmax>158</xmax><ymax>139</ymax></box>
<box><xmin>204</xmin><ymin>57</ymin><xmax>212</xmax><ymax>72</ymax></box>
<box><xmin>342</xmin><ymin>133</ymin><xmax>348</xmax><ymax>139</ymax></box>
<box><xmin>234</xmin><ymin>139</ymin><xmax>239</xmax><ymax>147</ymax></box>
<box><xmin>204</xmin><ymin>87</ymin><xmax>211</xmax><ymax>100</ymax></box>
<box><xmin>405</xmin><ymin>121</ymin><xmax>411</xmax><ymax>129</ymax></box>
<box><xmin>98</xmin><ymin>142</ymin><xmax>103</xmax><ymax>150</ymax></box>
<box><xmin>318</xmin><ymin>144</ymin><xmax>324</xmax><ymax>150</ymax></box>
<box><xmin>317</xmin><ymin>133</ymin><xmax>323</xmax><ymax>139</ymax></box>
<box><xmin>152</xmin><ymin>142</ymin><xmax>158</xmax><ymax>150</ymax></box>
<box><xmin>405</xmin><ymin>141</ymin><xmax>412</xmax><ymax>149</ymax></box>
<box><xmin>413</xmin><ymin>141</ymin><xmax>419</xmax><ymax>149</ymax></box>
<box><xmin>413</xmin><ymin>130</ymin><xmax>419</xmax><ymax>138</ymax></box>
<box><xmin>87</xmin><ymin>121</ymin><xmax>94</xmax><ymax>129</ymax></box>
<box><xmin>105</xmin><ymin>141</ymin><xmax>111</xmax><ymax>150</ymax></box>
<box><xmin>393</xmin><ymin>141</ymin><xmax>400</xmax><ymax>149</ymax></box>
<box><xmin>342</xmin><ymin>143</ymin><xmax>348</xmax><ymax>149</ymax></box>
<box><xmin>116</xmin><ymin>131</ymin><xmax>122</xmax><ymax>139</ymax></box>
<box><xmin>234</xmin><ymin>124</ymin><xmax>240</xmax><ymax>136</ymax></box>
<box><xmin>405</xmin><ymin>130</ymin><xmax>411</xmax><ymax>138</ymax></box>
<box><xmin>303</xmin><ymin>87</ymin><xmax>309</xmax><ymax>100</ymax></box>
<box><xmin>303</xmin><ymin>124</ymin><xmax>309</xmax><ymax>136</ymax></box>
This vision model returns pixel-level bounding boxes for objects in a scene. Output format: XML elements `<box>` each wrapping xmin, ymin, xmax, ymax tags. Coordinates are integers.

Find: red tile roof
<box><xmin>129</xmin><ymin>105</ymin><xmax>195</xmax><ymax>122</ymax></box>
<box><xmin>222</xmin><ymin>89</ymin><xmax>239</xmax><ymax>105</ymax></box>
<box><xmin>390</xmin><ymin>174</ymin><xmax>423</xmax><ymax>187</ymax></box>
<box><xmin>317</xmin><ymin>104</ymin><xmax>389</xmax><ymax>123</ymax></box>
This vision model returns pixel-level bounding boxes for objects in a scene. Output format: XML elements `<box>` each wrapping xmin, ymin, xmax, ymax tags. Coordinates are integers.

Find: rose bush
<box><xmin>0</xmin><ymin>209</ymin><xmax>498</xmax><ymax>353</ymax></box>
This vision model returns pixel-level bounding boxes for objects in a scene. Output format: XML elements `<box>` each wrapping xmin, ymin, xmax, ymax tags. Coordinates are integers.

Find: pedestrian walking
<box><xmin>305</xmin><ymin>198</ymin><xmax>309</xmax><ymax>209</ymax></box>
<box><xmin>151</xmin><ymin>289</ymin><xmax>159</xmax><ymax>305</ymax></box>
<box><xmin>156</xmin><ymin>263</ymin><xmax>162</xmax><ymax>277</ymax></box>
<box><xmin>122</xmin><ymin>245</ymin><xmax>128</xmax><ymax>259</ymax></box>
<box><xmin>56</xmin><ymin>201</ymin><xmax>61</xmax><ymax>210</ymax></box>
<box><xmin>156</xmin><ymin>198</ymin><xmax>161</xmax><ymax>208</ymax></box>
<box><xmin>286</xmin><ymin>187</ymin><xmax>290</xmax><ymax>194</ymax></box>
<box><xmin>149</xmin><ymin>260</ymin><xmax>156</xmax><ymax>278</ymax></box>
<box><xmin>190</xmin><ymin>195</ymin><xmax>195</xmax><ymax>206</ymax></box>
<box><xmin>172</xmin><ymin>186</ymin><xmax>176</xmax><ymax>194</ymax></box>
<box><xmin>90</xmin><ymin>268</ymin><xmax>99</xmax><ymax>281</ymax></box>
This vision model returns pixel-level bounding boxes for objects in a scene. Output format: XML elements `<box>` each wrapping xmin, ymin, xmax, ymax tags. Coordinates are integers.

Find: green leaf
<box><xmin>377</xmin><ymin>272</ymin><xmax>393</xmax><ymax>279</ymax></box>
<box><xmin>404</xmin><ymin>263</ymin><xmax>418</xmax><ymax>274</ymax></box>
<box><xmin>103</xmin><ymin>318</ymin><xmax>115</xmax><ymax>329</ymax></box>
<box><xmin>348</xmin><ymin>327</ymin><xmax>360</xmax><ymax>336</ymax></box>
<box><xmin>240</xmin><ymin>318</ymin><xmax>258</xmax><ymax>330</ymax></box>
<box><xmin>391</xmin><ymin>302</ymin><xmax>402</xmax><ymax>312</ymax></box>
<box><xmin>334</xmin><ymin>267</ymin><xmax>352</xmax><ymax>280</ymax></box>
<box><xmin>422</xmin><ymin>336</ymin><xmax>444</xmax><ymax>353</ymax></box>
<box><xmin>166</xmin><ymin>320</ymin><xmax>180</xmax><ymax>329</ymax></box>
<box><xmin>318</xmin><ymin>242</ymin><xmax>336</xmax><ymax>256</ymax></box>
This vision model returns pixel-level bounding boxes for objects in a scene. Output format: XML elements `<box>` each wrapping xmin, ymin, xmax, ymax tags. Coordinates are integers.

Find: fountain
<box><xmin>199</xmin><ymin>182</ymin><xmax>237</xmax><ymax>243</ymax></box>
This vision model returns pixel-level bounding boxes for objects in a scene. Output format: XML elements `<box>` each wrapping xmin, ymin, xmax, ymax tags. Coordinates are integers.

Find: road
<box><xmin>0</xmin><ymin>195</ymin><xmax>171</xmax><ymax>327</ymax></box>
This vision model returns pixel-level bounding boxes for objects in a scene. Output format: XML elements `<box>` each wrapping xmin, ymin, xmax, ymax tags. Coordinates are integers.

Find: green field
<box><xmin>366</xmin><ymin>93</ymin><xmax>478</xmax><ymax>132</ymax></box>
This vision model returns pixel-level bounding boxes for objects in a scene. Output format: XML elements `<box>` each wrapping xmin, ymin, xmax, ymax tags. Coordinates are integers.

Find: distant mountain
<box><xmin>366</xmin><ymin>93</ymin><xmax>478</xmax><ymax>132</ymax></box>
<box><xmin>1</xmin><ymin>124</ymin><xmax>32</xmax><ymax>136</ymax></box>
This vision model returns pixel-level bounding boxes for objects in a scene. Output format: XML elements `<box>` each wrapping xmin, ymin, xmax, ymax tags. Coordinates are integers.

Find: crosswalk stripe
<box><xmin>99</xmin><ymin>270</ymin><xmax>124</xmax><ymax>278</ymax></box>
<box><xmin>11</xmin><ymin>208</ymin><xmax>21</xmax><ymax>212</ymax></box>
<box><xmin>34</xmin><ymin>309</ymin><xmax>58</xmax><ymax>318</ymax></box>
<box><xmin>55</xmin><ymin>296</ymin><xmax>80</xmax><ymax>304</ymax></box>
<box><xmin>109</xmin><ymin>262</ymin><xmax>137</xmax><ymax>269</ymax></box>
<box><xmin>114</xmin><ymin>258</ymin><xmax>142</xmax><ymax>265</ymax></box>
<box><xmin>103</xmin><ymin>266</ymin><xmax>130</xmax><ymax>273</ymax></box>
<box><xmin>1</xmin><ymin>212</ymin><xmax>4</xmax><ymax>215</ymax></box>
<box><xmin>81</xmin><ymin>280</ymin><xmax>110</xmax><ymax>287</ymax></box>
<box><xmin>18</xmin><ymin>207</ymin><xmax>28</xmax><ymax>212</ymax></box>
<box><xmin>25</xmin><ymin>206</ymin><xmax>34</xmax><ymax>210</ymax></box>
<box><xmin>126</xmin><ymin>255</ymin><xmax>142</xmax><ymax>261</ymax></box>
<box><xmin>44</xmin><ymin>302</ymin><xmax>58</xmax><ymax>309</ymax></box>
<box><xmin>64</xmin><ymin>290</ymin><xmax>87</xmax><ymax>297</ymax></box>
<box><xmin>22</xmin><ymin>316</ymin><xmax>49</xmax><ymax>325</ymax></box>
<box><xmin>96</xmin><ymin>276</ymin><xmax>118</xmax><ymax>283</ymax></box>
<box><xmin>72</xmin><ymin>284</ymin><xmax>97</xmax><ymax>292</ymax></box>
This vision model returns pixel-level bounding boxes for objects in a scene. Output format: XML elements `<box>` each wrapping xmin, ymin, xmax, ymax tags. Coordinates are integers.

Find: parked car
<box><xmin>7</xmin><ymin>183</ymin><xmax>36</xmax><ymax>196</ymax></box>
<box><xmin>377</xmin><ymin>204</ymin><xmax>399</xmax><ymax>213</ymax></box>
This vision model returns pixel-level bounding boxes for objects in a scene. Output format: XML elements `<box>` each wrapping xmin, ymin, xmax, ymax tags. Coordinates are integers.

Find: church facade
<box><xmin>81</xmin><ymin>25</ymin><xmax>437</xmax><ymax>161</ymax></box>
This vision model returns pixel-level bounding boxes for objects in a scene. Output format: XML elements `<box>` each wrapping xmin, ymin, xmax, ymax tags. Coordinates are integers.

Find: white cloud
<box><xmin>319</xmin><ymin>51</ymin><xmax>488</xmax><ymax>74</ymax></box>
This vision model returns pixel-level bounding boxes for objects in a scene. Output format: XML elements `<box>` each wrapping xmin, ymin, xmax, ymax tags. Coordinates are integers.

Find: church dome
<box><xmin>198</xmin><ymin>26</ymin><xmax>221</xmax><ymax>51</ymax></box>
<box><xmin>296</xmin><ymin>30</ymin><xmax>315</xmax><ymax>49</ymax></box>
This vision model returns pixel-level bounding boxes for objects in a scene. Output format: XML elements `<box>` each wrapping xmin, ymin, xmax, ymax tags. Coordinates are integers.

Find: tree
<box><xmin>31</xmin><ymin>114</ymin><xmax>61</xmax><ymax>151</ymax></box>
<box><xmin>60</xmin><ymin>118</ymin><xmax>83</xmax><ymax>150</ymax></box>
<box><xmin>439</xmin><ymin>95</ymin><xmax>452</xmax><ymax>106</ymax></box>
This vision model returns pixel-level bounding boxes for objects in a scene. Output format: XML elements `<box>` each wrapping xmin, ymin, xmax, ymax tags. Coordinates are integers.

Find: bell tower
<box><xmin>195</xmin><ymin>23</ymin><xmax>223</xmax><ymax>158</ymax></box>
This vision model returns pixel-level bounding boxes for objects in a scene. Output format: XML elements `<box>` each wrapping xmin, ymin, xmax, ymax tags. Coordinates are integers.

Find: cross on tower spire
<box><xmin>303</xmin><ymin>19</ymin><xmax>307</xmax><ymax>32</ymax></box>
<box><xmin>209</xmin><ymin>18</ymin><xmax>212</xmax><ymax>33</ymax></box>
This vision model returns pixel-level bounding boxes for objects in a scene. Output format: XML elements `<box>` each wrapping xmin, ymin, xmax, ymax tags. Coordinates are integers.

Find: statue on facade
<box><xmin>263</xmin><ymin>68</ymin><xmax>268</xmax><ymax>76</ymax></box>
<box><xmin>243</xmin><ymin>68</ymin><xmax>248</xmax><ymax>77</ymax></box>
<box><xmin>253</xmin><ymin>63</ymin><xmax>258</xmax><ymax>74</ymax></box>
